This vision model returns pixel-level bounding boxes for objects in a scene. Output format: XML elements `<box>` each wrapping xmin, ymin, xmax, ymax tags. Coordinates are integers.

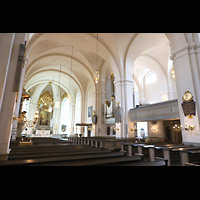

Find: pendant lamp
<box><xmin>93</xmin><ymin>33</ymin><xmax>100</xmax><ymax>84</ymax></box>
<box><xmin>55</xmin><ymin>65</ymin><xmax>61</xmax><ymax>108</ymax></box>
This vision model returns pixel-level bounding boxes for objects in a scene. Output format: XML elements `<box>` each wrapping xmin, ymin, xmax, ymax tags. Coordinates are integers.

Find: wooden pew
<box><xmin>121</xmin><ymin>142</ymin><xmax>191</xmax><ymax>165</ymax></box>
<box><xmin>8</xmin><ymin>149</ymin><xmax>113</xmax><ymax>160</ymax></box>
<box><xmin>11</xmin><ymin>137</ymin><xmax>72</xmax><ymax>147</ymax></box>
<box><xmin>121</xmin><ymin>143</ymin><xmax>151</xmax><ymax>159</ymax></box>
<box><xmin>120</xmin><ymin>157</ymin><xmax>168</xmax><ymax>166</ymax></box>
<box><xmin>188</xmin><ymin>149</ymin><xmax>200</xmax><ymax>164</ymax></box>
<box><xmin>2</xmin><ymin>139</ymin><xmax>146</xmax><ymax>166</ymax></box>
<box><xmin>172</xmin><ymin>147</ymin><xmax>200</xmax><ymax>166</ymax></box>
<box><xmin>10</xmin><ymin>144</ymin><xmax>93</xmax><ymax>151</ymax></box>
<box><xmin>142</xmin><ymin>145</ymin><xmax>156</xmax><ymax>162</ymax></box>
<box><xmin>154</xmin><ymin>144</ymin><xmax>194</xmax><ymax>166</ymax></box>
<box><xmin>45</xmin><ymin>153</ymin><xmax>144</xmax><ymax>166</ymax></box>
<box><xmin>9</xmin><ymin>145</ymin><xmax>95</xmax><ymax>156</ymax></box>
<box><xmin>70</xmin><ymin>136</ymin><xmax>129</xmax><ymax>148</ymax></box>
<box><xmin>0</xmin><ymin>152</ymin><xmax>127</xmax><ymax>166</ymax></box>
<box><xmin>127</xmin><ymin>143</ymin><xmax>163</xmax><ymax>162</ymax></box>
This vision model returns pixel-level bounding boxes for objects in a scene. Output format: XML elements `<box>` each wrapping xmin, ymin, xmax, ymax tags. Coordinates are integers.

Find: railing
<box><xmin>130</xmin><ymin>99</ymin><xmax>179</xmax><ymax>122</ymax></box>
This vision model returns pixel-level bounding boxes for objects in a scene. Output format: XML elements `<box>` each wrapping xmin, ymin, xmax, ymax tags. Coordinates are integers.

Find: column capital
<box><xmin>172</xmin><ymin>42</ymin><xmax>200</xmax><ymax>59</ymax></box>
<box><xmin>114</xmin><ymin>79</ymin><xmax>133</xmax><ymax>87</ymax></box>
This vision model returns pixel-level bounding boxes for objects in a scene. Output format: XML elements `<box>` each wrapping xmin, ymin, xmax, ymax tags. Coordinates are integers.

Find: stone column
<box><xmin>12</xmin><ymin>54</ymin><xmax>28</xmax><ymax>139</ymax></box>
<box><xmin>0</xmin><ymin>33</ymin><xmax>15</xmax><ymax>113</ymax></box>
<box><xmin>114</xmin><ymin>79</ymin><xmax>133</xmax><ymax>139</ymax></box>
<box><xmin>114</xmin><ymin>80</ymin><xmax>123</xmax><ymax>138</ymax></box>
<box><xmin>71</xmin><ymin>102</ymin><xmax>75</xmax><ymax>136</ymax></box>
<box><xmin>53</xmin><ymin>106</ymin><xmax>61</xmax><ymax>134</ymax></box>
<box><xmin>95</xmin><ymin>81</ymin><xmax>106</xmax><ymax>137</ymax></box>
<box><xmin>172</xmin><ymin>41</ymin><xmax>200</xmax><ymax>145</ymax></box>
<box><xmin>0</xmin><ymin>33</ymin><xmax>27</xmax><ymax>160</ymax></box>
<box><xmin>28</xmin><ymin>103</ymin><xmax>38</xmax><ymax>121</ymax></box>
<box><xmin>124</xmin><ymin>80</ymin><xmax>134</xmax><ymax>138</ymax></box>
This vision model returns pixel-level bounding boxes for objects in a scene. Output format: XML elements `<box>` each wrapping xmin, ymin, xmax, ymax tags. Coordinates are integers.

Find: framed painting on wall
<box><xmin>88</xmin><ymin>106</ymin><xmax>93</xmax><ymax>117</ymax></box>
<box><xmin>39</xmin><ymin>110</ymin><xmax>49</xmax><ymax>126</ymax></box>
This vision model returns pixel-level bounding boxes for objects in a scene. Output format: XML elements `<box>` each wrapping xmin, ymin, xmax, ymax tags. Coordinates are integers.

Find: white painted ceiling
<box><xmin>25</xmin><ymin>33</ymin><xmax>171</xmax><ymax>101</ymax></box>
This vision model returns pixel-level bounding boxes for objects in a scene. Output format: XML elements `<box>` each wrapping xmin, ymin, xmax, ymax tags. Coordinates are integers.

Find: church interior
<box><xmin>1</xmin><ymin>33</ymin><xmax>200</xmax><ymax>166</ymax></box>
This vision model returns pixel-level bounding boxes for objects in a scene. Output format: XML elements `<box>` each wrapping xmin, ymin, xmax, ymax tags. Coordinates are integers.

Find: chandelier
<box><xmin>94</xmin><ymin>70</ymin><xmax>100</xmax><ymax>84</ymax></box>
<box><xmin>171</xmin><ymin>66</ymin><xmax>175</xmax><ymax>80</ymax></box>
<box><xmin>55</xmin><ymin>65</ymin><xmax>61</xmax><ymax>108</ymax></box>
<box><xmin>68</xmin><ymin>46</ymin><xmax>73</xmax><ymax>99</ymax></box>
<box><xmin>93</xmin><ymin>33</ymin><xmax>100</xmax><ymax>84</ymax></box>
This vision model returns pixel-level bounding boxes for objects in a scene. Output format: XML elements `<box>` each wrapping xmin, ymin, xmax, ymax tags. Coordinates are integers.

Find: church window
<box><xmin>74</xmin><ymin>93</ymin><xmax>81</xmax><ymax>134</ymax></box>
<box><xmin>61</xmin><ymin>97</ymin><xmax>71</xmax><ymax>131</ymax></box>
<box><xmin>146</xmin><ymin>71</ymin><xmax>157</xmax><ymax>85</ymax></box>
<box><xmin>21</xmin><ymin>98</ymin><xmax>29</xmax><ymax>118</ymax></box>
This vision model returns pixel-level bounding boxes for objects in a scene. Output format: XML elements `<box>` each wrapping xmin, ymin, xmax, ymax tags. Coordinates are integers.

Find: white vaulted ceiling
<box><xmin>24</xmin><ymin>33</ymin><xmax>186</xmax><ymax>105</ymax></box>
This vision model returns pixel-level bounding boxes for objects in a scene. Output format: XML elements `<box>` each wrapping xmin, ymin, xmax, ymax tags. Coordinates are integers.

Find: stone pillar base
<box><xmin>0</xmin><ymin>148</ymin><xmax>10</xmax><ymax>161</ymax></box>
<box><xmin>0</xmin><ymin>153</ymin><xmax>9</xmax><ymax>161</ymax></box>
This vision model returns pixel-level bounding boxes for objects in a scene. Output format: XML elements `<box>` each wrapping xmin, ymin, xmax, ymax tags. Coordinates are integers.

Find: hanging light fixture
<box><xmin>94</xmin><ymin>70</ymin><xmax>100</xmax><ymax>84</ymax></box>
<box><xmin>171</xmin><ymin>66</ymin><xmax>176</xmax><ymax>80</ymax></box>
<box><xmin>93</xmin><ymin>33</ymin><xmax>100</xmax><ymax>84</ymax></box>
<box><xmin>68</xmin><ymin>46</ymin><xmax>73</xmax><ymax>99</ymax></box>
<box><xmin>55</xmin><ymin>65</ymin><xmax>61</xmax><ymax>108</ymax></box>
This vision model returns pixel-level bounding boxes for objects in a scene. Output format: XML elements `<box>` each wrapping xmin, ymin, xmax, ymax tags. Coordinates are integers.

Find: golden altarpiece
<box><xmin>36</xmin><ymin>91</ymin><xmax>54</xmax><ymax>134</ymax></box>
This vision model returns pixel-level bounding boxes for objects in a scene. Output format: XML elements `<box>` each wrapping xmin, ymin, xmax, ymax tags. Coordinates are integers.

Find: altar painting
<box><xmin>39</xmin><ymin>110</ymin><xmax>49</xmax><ymax>126</ymax></box>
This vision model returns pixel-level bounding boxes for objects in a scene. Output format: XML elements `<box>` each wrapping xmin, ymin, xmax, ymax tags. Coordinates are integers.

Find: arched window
<box><xmin>198</xmin><ymin>33</ymin><xmax>200</xmax><ymax>41</ymax></box>
<box><xmin>61</xmin><ymin>97</ymin><xmax>71</xmax><ymax>132</ymax></box>
<box><xmin>21</xmin><ymin>98</ymin><xmax>29</xmax><ymax>118</ymax></box>
<box><xmin>146</xmin><ymin>71</ymin><xmax>157</xmax><ymax>85</ymax></box>
<box><xmin>74</xmin><ymin>93</ymin><xmax>81</xmax><ymax>134</ymax></box>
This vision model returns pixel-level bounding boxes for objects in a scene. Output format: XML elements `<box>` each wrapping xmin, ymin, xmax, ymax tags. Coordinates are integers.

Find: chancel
<box><xmin>1</xmin><ymin>33</ymin><xmax>200</xmax><ymax>166</ymax></box>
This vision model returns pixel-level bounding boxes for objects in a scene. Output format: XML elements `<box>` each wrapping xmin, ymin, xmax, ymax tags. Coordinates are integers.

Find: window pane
<box><xmin>61</xmin><ymin>98</ymin><xmax>71</xmax><ymax>131</ymax></box>
<box><xmin>146</xmin><ymin>72</ymin><xmax>156</xmax><ymax>84</ymax></box>
<box><xmin>75</xmin><ymin>93</ymin><xmax>81</xmax><ymax>134</ymax></box>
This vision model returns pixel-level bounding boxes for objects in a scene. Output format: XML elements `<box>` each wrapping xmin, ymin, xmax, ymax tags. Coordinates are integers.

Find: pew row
<box><xmin>172</xmin><ymin>147</ymin><xmax>200</xmax><ymax>166</ymax></box>
<box><xmin>120</xmin><ymin>142</ymin><xmax>200</xmax><ymax>166</ymax></box>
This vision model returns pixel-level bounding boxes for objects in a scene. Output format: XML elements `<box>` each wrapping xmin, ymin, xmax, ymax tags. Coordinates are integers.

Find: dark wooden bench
<box><xmin>11</xmin><ymin>137</ymin><xmax>72</xmax><ymax>147</ymax></box>
<box><xmin>0</xmin><ymin>152</ymin><xmax>127</xmax><ymax>166</ymax></box>
<box><xmin>121</xmin><ymin>142</ymin><xmax>192</xmax><ymax>165</ymax></box>
<box><xmin>132</xmin><ymin>143</ymin><xmax>168</xmax><ymax>161</ymax></box>
<box><xmin>8</xmin><ymin>149</ymin><xmax>113</xmax><ymax>160</ymax></box>
<box><xmin>121</xmin><ymin>143</ymin><xmax>155</xmax><ymax>161</ymax></box>
<box><xmin>10</xmin><ymin>144</ymin><xmax>92</xmax><ymax>151</ymax></box>
<box><xmin>69</xmin><ymin>136</ymin><xmax>116</xmax><ymax>145</ymax></box>
<box><xmin>45</xmin><ymin>153</ymin><xmax>144</xmax><ymax>166</ymax></box>
<box><xmin>120</xmin><ymin>157</ymin><xmax>167</xmax><ymax>166</ymax></box>
<box><xmin>9</xmin><ymin>145</ymin><xmax>95</xmax><ymax>156</ymax></box>
<box><xmin>172</xmin><ymin>147</ymin><xmax>200</xmax><ymax>166</ymax></box>
<box><xmin>154</xmin><ymin>144</ymin><xmax>195</xmax><ymax>166</ymax></box>
<box><xmin>184</xmin><ymin>150</ymin><xmax>200</xmax><ymax>165</ymax></box>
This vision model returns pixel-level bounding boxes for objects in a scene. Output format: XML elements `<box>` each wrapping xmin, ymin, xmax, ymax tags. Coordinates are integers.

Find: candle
<box><xmin>185</xmin><ymin>123</ymin><xmax>188</xmax><ymax>128</ymax></box>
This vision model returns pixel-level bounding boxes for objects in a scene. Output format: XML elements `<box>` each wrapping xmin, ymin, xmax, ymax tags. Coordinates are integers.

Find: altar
<box><xmin>35</xmin><ymin>130</ymin><xmax>51</xmax><ymax>137</ymax></box>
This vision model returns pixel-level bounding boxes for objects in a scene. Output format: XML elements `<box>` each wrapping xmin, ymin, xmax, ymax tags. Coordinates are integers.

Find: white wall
<box><xmin>85</xmin><ymin>83</ymin><xmax>95</xmax><ymax>124</ymax></box>
<box><xmin>148</xmin><ymin>121</ymin><xmax>166</xmax><ymax>138</ymax></box>
<box><xmin>144</xmin><ymin>74</ymin><xmax>163</xmax><ymax>103</ymax></box>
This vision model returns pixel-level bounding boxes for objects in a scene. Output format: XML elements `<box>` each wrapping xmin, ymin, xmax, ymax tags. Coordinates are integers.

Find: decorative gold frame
<box><xmin>37</xmin><ymin>91</ymin><xmax>54</xmax><ymax>111</ymax></box>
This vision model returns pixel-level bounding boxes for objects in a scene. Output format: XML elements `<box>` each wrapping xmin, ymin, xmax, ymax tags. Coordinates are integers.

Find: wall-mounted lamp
<box><xmin>111</xmin><ymin>126</ymin><xmax>119</xmax><ymax>131</ymax></box>
<box><xmin>151</xmin><ymin>127</ymin><xmax>156</xmax><ymax>132</ymax></box>
<box><xmin>184</xmin><ymin>123</ymin><xmax>195</xmax><ymax>132</ymax></box>
<box><xmin>171</xmin><ymin>66</ymin><xmax>176</xmax><ymax>80</ymax></box>
<box><xmin>130</xmin><ymin>126</ymin><xmax>137</xmax><ymax>132</ymax></box>
<box><xmin>174</xmin><ymin>123</ymin><xmax>195</xmax><ymax>132</ymax></box>
<box><xmin>173</xmin><ymin>124</ymin><xmax>182</xmax><ymax>132</ymax></box>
